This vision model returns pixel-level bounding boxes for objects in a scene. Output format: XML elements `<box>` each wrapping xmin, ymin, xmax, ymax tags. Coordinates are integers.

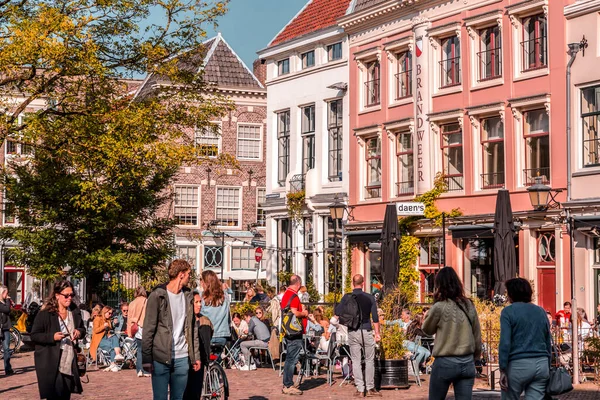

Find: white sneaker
<box><xmin>137</xmin><ymin>371</ymin><xmax>143</xmax><ymax>377</ymax></box>
<box><xmin>143</xmin><ymin>372</ymin><xmax>151</xmax><ymax>377</ymax></box>
<box><xmin>250</xmin><ymin>363</ymin><xmax>257</xmax><ymax>371</ymax></box>
<box><xmin>239</xmin><ymin>364</ymin><xmax>251</xmax><ymax>371</ymax></box>
<box><xmin>114</xmin><ymin>354</ymin><xmax>124</xmax><ymax>361</ymax></box>
<box><xmin>111</xmin><ymin>365</ymin><xmax>119</xmax><ymax>372</ymax></box>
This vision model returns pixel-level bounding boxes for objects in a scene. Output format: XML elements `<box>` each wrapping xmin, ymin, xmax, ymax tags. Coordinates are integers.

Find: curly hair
<box><xmin>201</xmin><ymin>270</ymin><xmax>224</xmax><ymax>307</ymax></box>
<box><xmin>433</xmin><ymin>267</ymin><xmax>467</xmax><ymax>304</ymax></box>
<box><xmin>43</xmin><ymin>280</ymin><xmax>75</xmax><ymax>314</ymax></box>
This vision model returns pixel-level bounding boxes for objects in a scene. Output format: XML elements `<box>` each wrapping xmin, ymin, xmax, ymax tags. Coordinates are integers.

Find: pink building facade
<box><xmin>340</xmin><ymin>0</ymin><xmax>576</xmax><ymax>313</ymax></box>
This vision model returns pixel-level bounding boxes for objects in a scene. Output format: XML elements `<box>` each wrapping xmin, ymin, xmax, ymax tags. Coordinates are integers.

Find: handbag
<box><xmin>546</xmin><ymin>367</ymin><xmax>573</xmax><ymax>395</ymax></box>
<box><xmin>130</xmin><ymin>321</ymin><xmax>139</xmax><ymax>338</ymax></box>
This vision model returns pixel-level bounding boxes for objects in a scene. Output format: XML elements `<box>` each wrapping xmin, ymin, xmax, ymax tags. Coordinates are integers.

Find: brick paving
<box><xmin>1</xmin><ymin>352</ymin><xmax>599</xmax><ymax>400</ymax></box>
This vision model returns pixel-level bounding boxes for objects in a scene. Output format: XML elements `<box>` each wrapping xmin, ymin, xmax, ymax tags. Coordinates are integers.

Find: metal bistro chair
<box><xmin>248</xmin><ymin>344</ymin><xmax>276</xmax><ymax>371</ymax></box>
<box><xmin>408</xmin><ymin>336</ymin><xmax>423</xmax><ymax>387</ymax></box>
<box><xmin>278</xmin><ymin>338</ymin><xmax>287</xmax><ymax>377</ymax></box>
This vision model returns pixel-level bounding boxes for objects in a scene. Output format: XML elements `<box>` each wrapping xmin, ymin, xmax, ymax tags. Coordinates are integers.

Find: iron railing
<box><xmin>443</xmin><ymin>175</ymin><xmax>464</xmax><ymax>192</ymax></box>
<box><xmin>481</xmin><ymin>172</ymin><xmax>505</xmax><ymax>189</ymax></box>
<box><xmin>523</xmin><ymin>167</ymin><xmax>550</xmax><ymax>186</ymax></box>
<box><xmin>439</xmin><ymin>56</ymin><xmax>461</xmax><ymax>88</ymax></box>
<box><xmin>396</xmin><ymin>180</ymin><xmax>414</xmax><ymax>196</ymax></box>
<box><xmin>477</xmin><ymin>47</ymin><xmax>502</xmax><ymax>81</ymax></box>
<box><xmin>521</xmin><ymin>36</ymin><xmax>547</xmax><ymax>72</ymax></box>
<box><xmin>364</xmin><ymin>79</ymin><xmax>380</xmax><ymax>107</ymax></box>
<box><xmin>395</xmin><ymin>70</ymin><xmax>412</xmax><ymax>100</ymax></box>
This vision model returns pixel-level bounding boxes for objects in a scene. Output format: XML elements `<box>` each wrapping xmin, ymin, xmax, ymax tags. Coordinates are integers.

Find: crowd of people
<box><xmin>2</xmin><ymin>262</ymin><xmax>600</xmax><ymax>399</ymax></box>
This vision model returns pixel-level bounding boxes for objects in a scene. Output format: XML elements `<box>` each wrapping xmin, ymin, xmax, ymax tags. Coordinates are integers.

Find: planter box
<box><xmin>374</xmin><ymin>358</ymin><xmax>410</xmax><ymax>389</ymax></box>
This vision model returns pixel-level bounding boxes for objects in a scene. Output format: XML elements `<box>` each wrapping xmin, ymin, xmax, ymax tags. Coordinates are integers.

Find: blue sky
<box><xmin>206</xmin><ymin>0</ymin><xmax>308</xmax><ymax>69</ymax></box>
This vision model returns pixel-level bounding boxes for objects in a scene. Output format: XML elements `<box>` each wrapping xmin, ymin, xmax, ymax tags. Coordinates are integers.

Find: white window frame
<box><xmin>231</xmin><ymin>246</ymin><xmax>256</xmax><ymax>270</ymax></box>
<box><xmin>465</xmin><ymin>11</ymin><xmax>504</xmax><ymax>91</ymax></box>
<box><xmin>173</xmin><ymin>185</ymin><xmax>200</xmax><ymax>227</ymax></box>
<box><xmin>236</xmin><ymin>123</ymin><xmax>263</xmax><ymax>161</ymax></box>
<box><xmin>194</xmin><ymin>122</ymin><xmax>221</xmax><ymax>158</ymax></box>
<box><xmin>277</xmin><ymin>58</ymin><xmax>290</xmax><ymax>76</ymax></box>
<box><xmin>578</xmin><ymin>83</ymin><xmax>600</xmax><ymax>171</ymax></box>
<box><xmin>428</xmin><ymin>22</ymin><xmax>463</xmax><ymax>97</ymax></box>
<box><xmin>355</xmin><ymin>125</ymin><xmax>383</xmax><ymax>201</ymax></box>
<box><xmin>6</xmin><ymin>114</ymin><xmax>35</xmax><ymax>158</ymax></box>
<box><xmin>215</xmin><ymin>186</ymin><xmax>242</xmax><ymax>229</ymax></box>
<box><xmin>384</xmin><ymin>37</ymin><xmax>414</xmax><ymax>107</ymax></box>
<box><xmin>429</xmin><ymin>112</ymin><xmax>465</xmax><ymax>193</ymax></box>
<box><xmin>355</xmin><ymin>47</ymin><xmax>382</xmax><ymax>113</ymax></box>
<box><xmin>3</xmin><ymin>188</ymin><xmax>17</xmax><ymax>226</ymax></box>
<box><xmin>256</xmin><ymin>187</ymin><xmax>266</xmax><ymax>228</ymax></box>
<box><xmin>175</xmin><ymin>244</ymin><xmax>199</xmax><ymax>270</ymax></box>
<box><xmin>384</xmin><ymin>119</ymin><xmax>415</xmax><ymax>199</ymax></box>
<box><xmin>507</xmin><ymin>0</ymin><xmax>549</xmax><ymax>82</ymax></box>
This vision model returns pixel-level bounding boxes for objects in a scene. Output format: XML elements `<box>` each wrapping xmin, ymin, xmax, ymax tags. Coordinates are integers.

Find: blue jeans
<box><xmin>283</xmin><ymin>337</ymin><xmax>303</xmax><ymax>388</ymax></box>
<box><xmin>2</xmin><ymin>330</ymin><xmax>12</xmax><ymax>373</ymax></box>
<box><xmin>211</xmin><ymin>337</ymin><xmax>227</xmax><ymax>347</ymax></box>
<box><xmin>152</xmin><ymin>357</ymin><xmax>190</xmax><ymax>400</ymax></box>
<box><xmin>136</xmin><ymin>338</ymin><xmax>143</xmax><ymax>373</ymax></box>
<box><xmin>404</xmin><ymin>340</ymin><xmax>431</xmax><ymax>367</ymax></box>
<box><xmin>501</xmin><ymin>357</ymin><xmax>549</xmax><ymax>400</ymax></box>
<box><xmin>99</xmin><ymin>334</ymin><xmax>120</xmax><ymax>362</ymax></box>
<box><xmin>429</xmin><ymin>356</ymin><xmax>476</xmax><ymax>400</ymax></box>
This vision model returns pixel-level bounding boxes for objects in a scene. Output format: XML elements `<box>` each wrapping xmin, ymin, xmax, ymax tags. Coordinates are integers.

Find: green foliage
<box><xmin>473</xmin><ymin>298</ymin><xmax>505</xmax><ymax>364</ymax></box>
<box><xmin>306</xmin><ymin>276</ymin><xmax>321</xmax><ymax>302</ymax></box>
<box><xmin>379</xmin><ymin>323</ymin><xmax>408</xmax><ymax>360</ymax></box>
<box><xmin>0</xmin><ymin>0</ymin><xmax>233</xmax><ymax>279</ymax></box>
<box><xmin>344</xmin><ymin>240</ymin><xmax>353</xmax><ymax>294</ymax></box>
<box><xmin>277</xmin><ymin>270</ymin><xmax>293</xmax><ymax>288</ymax></box>
<box><xmin>380</xmin><ymin>285</ymin><xmax>412</xmax><ymax>323</ymax></box>
<box><xmin>230</xmin><ymin>302</ymin><xmax>258</xmax><ymax>317</ymax></box>
<box><xmin>398</xmin><ymin>236</ymin><xmax>420</xmax><ymax>303</ymax></box>
<box><xmin>323</xmin><ymin>292</ymin><xmax>342</xmax><ymax>304</ymax></box>
<box><xmin>286</xmin><ymin>191</ymin><xmax>305</xmax><ymax>223</ymax></box>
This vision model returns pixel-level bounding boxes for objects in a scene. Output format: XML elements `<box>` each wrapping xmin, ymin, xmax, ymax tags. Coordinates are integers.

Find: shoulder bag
<box><xmin>546</xmin><ymin>341</ymin><xmax>573</xmax><ymax>395</ymax></box>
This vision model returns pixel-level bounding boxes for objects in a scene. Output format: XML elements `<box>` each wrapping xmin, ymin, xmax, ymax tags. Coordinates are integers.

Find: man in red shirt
<box><xmin>280</xmin><ymin>274</ymin><xmax>308</xmax><ymax>396</ymax></box>
<box><xmin>555</xmin><ymin>301</ymin><xmax>572</xmax><ymax>327</ymax></box>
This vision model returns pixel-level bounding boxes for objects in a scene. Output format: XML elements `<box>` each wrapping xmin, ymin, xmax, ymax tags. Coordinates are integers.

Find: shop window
<box><xmin>278</xmin><ymin>219</ymin><xmax>292</xmax><ymax>275</ymax></box>
<box><xmin>523</xmin><ymin>109</ymin><xmax>550</xmax><ymax>185</ymax></box>
<box><xmin>3</xmin><ymin>268</ymin><xmax>24</xmax><ymax>304</ymax></box>
<box><xmin>324</xmin><ymin>216</ymin><xmax>343</xmax><ymax>294</ymax></box>
<box><xmin>595</xmin><ymin>238</ymin><xmax>600</xmax><ymax>265</ymax></box>
<box><xmin>537</xmin><ymin>232</ymin><xmax>555</xmax><ymax>265</ymax></box>
<box><xmin>419</xmin><ymin>237</ymin><xmax>443</xmax><ymax>267</ymax></box>
<box><xmin>303</xmin><ymin>217</ymin><xmax>313</xmax><ymax>249</ymax></box>
<box><xmin>467</xmin><ymin>239</ymin><xmax>494</xmax><ymax>300</ymax></box>
<box><xmin>581</xmin><ymin>85</ymin><xmax>600</xmax><ymax>167</ymax></box>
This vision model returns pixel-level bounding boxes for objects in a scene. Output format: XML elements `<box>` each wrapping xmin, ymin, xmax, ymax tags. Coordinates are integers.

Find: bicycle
<box><xmin>202</xmin><ymin>345</ymin><xmax>229</xmax><ymax>400</ymax></box>
<box><xmin>0</xmin><ymin>328</ymin><xmax>22</xmax><ymax>360</ymax></box>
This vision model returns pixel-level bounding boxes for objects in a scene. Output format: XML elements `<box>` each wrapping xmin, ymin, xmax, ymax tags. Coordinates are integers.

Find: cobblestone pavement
<box><xmin>1</xmin><ymin>352</ymin><xmax>599</xmax><ymax>400</ymax></box>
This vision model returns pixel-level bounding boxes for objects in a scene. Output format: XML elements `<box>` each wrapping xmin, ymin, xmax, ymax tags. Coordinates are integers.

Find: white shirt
<box><xmin>167</xmin><ymin>290</ymin><xmax>188</xmax><ymax>359</ymax></box>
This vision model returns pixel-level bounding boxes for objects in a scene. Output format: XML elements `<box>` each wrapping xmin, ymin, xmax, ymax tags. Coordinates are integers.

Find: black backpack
<box><xmin>337</xmin><ymin>293</ymin><xmax>362</xmax><ymax>331</ymax></box>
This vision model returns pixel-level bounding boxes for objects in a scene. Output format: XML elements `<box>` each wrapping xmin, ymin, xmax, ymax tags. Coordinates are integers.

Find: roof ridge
<box><xmin>199</xmin><ymin>34</ymin><xmax>221</xmax><ymax>73</ymax></box>
<box><xmin>267</xmin><ymin>0</ymin><xmax>314</xmax><ymax>48</ymax></box>
<box><xmin>216</xmin><ymin>34</ymin><xmax>265</xmax><ymax>89</ymax></box>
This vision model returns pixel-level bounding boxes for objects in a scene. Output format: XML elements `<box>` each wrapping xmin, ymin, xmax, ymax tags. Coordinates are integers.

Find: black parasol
<box><xmin>493</xmin><ymin>189</ymin><xmax>517</xmax><ymax>295</ymax></box>
<box><xmin>381</xmin><ymin>204</ymin><xmax>400</xmax><ymax>292</ymax></box>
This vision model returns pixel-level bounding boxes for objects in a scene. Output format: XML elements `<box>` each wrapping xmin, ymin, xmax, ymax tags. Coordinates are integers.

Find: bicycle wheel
<box><xmin>202</xmin><ymin>363</ymin><xmax>229</xmax><ymax>399</ymax></box>
<box><xmin>10</xmin><ymin>329</ymin><xmax>22</xmax><ymax>352</ymax></box>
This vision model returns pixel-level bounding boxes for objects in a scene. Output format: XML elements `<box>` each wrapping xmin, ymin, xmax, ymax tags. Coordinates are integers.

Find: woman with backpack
<box><xmin>423</xmin><ymin>267</ymin><xmax>482</xmax><ymax>400</ymax></box>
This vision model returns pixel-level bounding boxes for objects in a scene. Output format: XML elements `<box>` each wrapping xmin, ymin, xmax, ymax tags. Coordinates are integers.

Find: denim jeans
<box><xmin>99</xmin><ymin>334</ymin><xmax>120</xmax><ymax>362</ymax></box>
<box><xmin>136</xmin><ymin>338</ymin><xmax>143</xmax><ymax>373</ymax></box>
<box><xmin>501</xmin><ymin>357</ymin><xmax>549</xmax><ymax>400</ymax></box>
<box><xmin>152</xmin><ymin>357</ymin><xmax>190</xmax><ymax>400</ymax></box>
<box><xmin>211</xmin><ymin>337</ymin><xmax>227</xmax><ymax>347</ymax></box>
<box><xmin>282</xmin><ymin>337</ymin><xmax>303</xmax><ymax>388</ymax></box>
<box><xmin>2</xmin><ymin>330</ymin><xmax>12</xmax><ymax>373</ymax></box>
<box><xmin>404</xmin><ymin>340</ymin><xmax>431</xmax><ymax>367</ymax></box>
<box><xmin>429</xmin><ymin>355</ymin><xmax>476</xmax><ymax>400</ymax></box>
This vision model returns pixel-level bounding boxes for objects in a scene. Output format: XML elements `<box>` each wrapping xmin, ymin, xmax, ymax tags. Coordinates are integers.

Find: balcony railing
<box><xmin>477</xmin><ymin>47</ymin><xmax>502</xmax><ymax>81</ymax></box>
<box><xmin>521</xmin><ymin>36</ymin><xmax>547</xmax><ymax>72</ymax></box>
<box><xmin>481</xmin><ymin>172</ymin><xmax>505</xmax><ymax>189</ymax></box>
<box><xmin>365</xmin><ymin>185</ymin><xmax>381</xmax><ymax>199</ymax></box>
<box><xmin>443</xmin><ymin>175</ymin><xmax>464</xmax><ymax>192</ymax></box>
<box><xmin>289</xmin><ymin>174</ymin><xmax>305</xmax><ymax>193</ymax></box>
<box><xmin>523</xmin><ymin>167</ymin><xmax>550</xmax><ymax>186</ymax></box>
<box><xmin>395</xmin><ymin>70</ymin><xmax>412</xmax><ymax>100</ymax></box>
<box><xmin>439</xmin><ymin>56</ymin><xmax>461</xmax><ymax>88</ymax></box>
<box><xmin>396</xmin><ymin>180</ymin><xmax>414</xmax><ymax>196</ymax></box>
<box><xmin>364</xmin><ymin>79</ymin><xmax>380</xmax><ymax>107</ymax></box>
<box><xmin>583</xmin><ymin>137</ymin><xmax>600</xmax><ymax>167</ymax></box>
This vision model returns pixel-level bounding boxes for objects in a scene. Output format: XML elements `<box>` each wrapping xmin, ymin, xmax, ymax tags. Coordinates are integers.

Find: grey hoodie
<box><xmin>142</xmin><ymin>284</ymin><xmax>200</xmax><ymax>366</ymax></box>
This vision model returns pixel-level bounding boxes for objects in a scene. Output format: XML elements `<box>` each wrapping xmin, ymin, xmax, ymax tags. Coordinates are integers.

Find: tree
<box><xmin>0</xmin><ymin>0</ymin><xmax>233</xmax><ymax>279</ymax></box>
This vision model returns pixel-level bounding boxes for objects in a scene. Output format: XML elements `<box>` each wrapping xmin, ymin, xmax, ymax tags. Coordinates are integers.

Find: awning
<box><xmin>573</xmin><ymin>216</ymin><xmax>600</xmax><ymax>230</ymax></box>
<box><xmin>224</xmin><ymin>269</ymin><xmax>266</xmax><ymax>281</ymax></box>
<box><xmin>345</xmin><ymin>229</ymin><xmax>382</xmax><ymax>244</ymax></box>
<box><xmin>449</xmin><ymin>224</ymin><xmax>495</xmax><ymax>239</ymax></box>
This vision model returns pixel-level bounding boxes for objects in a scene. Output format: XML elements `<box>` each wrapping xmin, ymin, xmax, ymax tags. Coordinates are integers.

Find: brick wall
<box><xmin>253</xmin><ymin>59</ymin><xmax>267</xmax><ymax>87</ymax></box>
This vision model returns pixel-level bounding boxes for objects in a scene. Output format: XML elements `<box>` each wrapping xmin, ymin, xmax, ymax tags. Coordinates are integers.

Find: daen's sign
<box><xmin>396</xmin><ymin>202</ymin><xmax>425</xmax><ymax>216</ymax></box>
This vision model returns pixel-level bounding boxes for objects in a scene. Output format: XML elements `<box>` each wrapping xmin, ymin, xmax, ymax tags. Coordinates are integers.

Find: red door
<box><xmin>537</xmin><ymin>268</ymin><xmax>556</xmax><ymax>316</ymax></box>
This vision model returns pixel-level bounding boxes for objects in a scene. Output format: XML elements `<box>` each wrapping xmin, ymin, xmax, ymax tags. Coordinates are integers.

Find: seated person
<box><xmin>386</xmin><ymin>308</ymin><xmax>412</xmax><ymax>331</ymax></box>
<box><xmin>90</xmin><ymin>306</ymin><xmax>124</xmax><ymax>372</ymax></box>
<box><xmin>254</xmin><ymin>306</ymin><xmax>272</xmax><ymax>332</ymax></box>
<box><xmin>404</xmin><ymin>313</ymin><xmax>431</xmax><ymax>371</ymax></box>
<box><xmin>231</xmin><ymin>312</ymin><xmax>248</xmax><ymax>341</ymax></box>
<box><xmin>239</xmin><ymin>311</ymin><xmax>271</xmax><ymax>371</ymax></box>
<box><xmin>556</xmin><ymin>301</ymin><xmax>572</xmax><ymax>327</ymax></box>
<box><xmin>313</xmin><ymin>308</ymin><xmax>330</xmax><ymax>352</ymax></box>
<box><xmin>114</xmin><ymin>302</ymin><xmax>128</xmax><ymax>333</ymax></box>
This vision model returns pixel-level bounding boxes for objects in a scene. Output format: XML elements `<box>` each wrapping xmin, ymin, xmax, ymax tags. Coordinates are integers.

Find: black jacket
<box><xmin>31</xmin><ymin>306</ymin><xmax>85</xmax><ymax>399</ymax></box>
<box><xmin>142</xmin><ymin>284</ymin><xmax>200</xmax><ymax>365</ymax></box>
<box><xmin>0</xmin><ymin>300</ymin><xmax>11</xmax><ymax>331</ymax></box>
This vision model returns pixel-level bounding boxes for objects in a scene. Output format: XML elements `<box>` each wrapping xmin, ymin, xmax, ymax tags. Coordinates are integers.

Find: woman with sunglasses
<box><xmin>90</xmin><ymin>306</ymin><xmax>124</xmax><ymax>371</ymax></box>
<box><xmin>31</xmin><ymin>280</ymin><xmax>86</xmax><ymax>400</ymax></box>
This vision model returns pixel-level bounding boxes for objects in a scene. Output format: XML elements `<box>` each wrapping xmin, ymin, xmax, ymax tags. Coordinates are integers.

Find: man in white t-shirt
<box><xmin>142</xmin><ymin>260</ymin><xmax>200</xmax><ymax>400</ymax></box>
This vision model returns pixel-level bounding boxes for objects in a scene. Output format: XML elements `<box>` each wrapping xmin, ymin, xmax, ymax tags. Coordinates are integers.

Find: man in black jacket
<box><xmin>142</xmin><ymin>260</ymin><xmax>200</xmax><ymax>400</ymax></box>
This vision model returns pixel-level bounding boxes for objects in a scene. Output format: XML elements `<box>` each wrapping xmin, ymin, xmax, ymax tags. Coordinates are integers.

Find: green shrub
<box><xmin>380</xmin><ymin>323</ymin><xmax>408</xmax><ymax>360</ymax></box>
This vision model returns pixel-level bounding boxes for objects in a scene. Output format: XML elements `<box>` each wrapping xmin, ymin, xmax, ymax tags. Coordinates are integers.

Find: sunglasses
<box><xmin>60</xmin><ymin>293</ymin><xmax>75</xmax><ymax>298</ymax></box>
<box><xmin>122</xmin><ymin>309</ymin><xmax>129</xmax><ymax>312</ymax></box>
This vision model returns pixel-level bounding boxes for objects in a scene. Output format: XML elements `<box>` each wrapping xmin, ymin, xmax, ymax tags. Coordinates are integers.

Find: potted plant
<box><xmin>375</xmin><ymin>323</ymin><xmax>410</xmax><ymax>389</ymax></box>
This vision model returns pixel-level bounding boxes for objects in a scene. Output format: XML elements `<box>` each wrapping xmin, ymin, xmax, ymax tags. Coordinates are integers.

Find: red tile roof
<box><xmin>269</xmin><ymin>0</ymin><xmax>352</xmax><ymax>47</ymax></box>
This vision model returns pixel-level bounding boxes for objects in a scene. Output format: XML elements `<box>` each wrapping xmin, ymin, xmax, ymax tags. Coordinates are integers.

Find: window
<box><xmin>522</xmin><ymin>14</ymin><xmax>547</xmax><ymax>71</ymax></box>
<box><xmin>6</xmin><ymin>114</ymin><xmax>34</xmax><ymax>156</ymax></box>
<box><xmin>195</xmin><ymin>126</ymin><xmax>220</xmax><ymax>157</ymax></box>
<box><xmin>3</xmin><ymin>192</ymin><xmax>16</xmax><ymax>225</ymax></box>
<box><xmin>301</xmin><ymin>105</ymin><xmax>315</xmax><ymax>174</ymax></box>
<box><xmin>538</xmin><ymin>232</ymin><xmax>555</xmax><ymax>265</ymax></box>
<box><xmin>419</xmin><ymin>237</ymin><xmax>443</xmax><ymax>266</ymax></box>
<box><xmin>278</xmin><ymin>219</ymin><xmax>292</xmax><ymax>274</ymax></box>
<box><xmin>174</xmin><ymin>186</ymin><xmax>199</xmax><ymax>226</ymax></box>
<box><xmin>256</xmin><ymin>188</ymin><xmax>266</xmax><ymax>227</ymax></box>
<box><xmin>328</xmin><ymin>99</ymin><xmax>343</xmax><ymax>181</ymax></box>
<box><xmin>301</xmin><ymin>50</ymin><xmax>315</xmax><ymax>69</ymax></box>
<box><xmin>523</xmin><ymin>109</ymin><xmax>550</xmax><ymax>185</ymax></box>
<box><xmin>237</xmin><ymin>124</ymin><xmax>261</xmax><ymax>160</ymax></box>
<box><xmin>203</xmin><ymin>246</ymin><xmax>223</xmax><ymax>269</ymax></box>
<box><xmin>481</xmin><ymin>116</ymin><xmax>504</xmax><ymax>189</ymax></box>
<box><xmin>366</xmin><ymin>248</ymin><xmax>382</xmax><ymax>297</ymax></box>
<box><xmin>278</xmin><ymin>58</ymin><xmax>290</xmax><ymax>76</ymax></box>
<box><xmin>365</xmin><ymin>61</ymin><xmax>380</xmax><ymax>107</ymax></box>
<box><xmin>277</xmin><ymin>111</ymin><xmax>290</xmax><ymax>186</ymax></box>
<box><xmin>396</xmin><ymin>51</ymin><xmax>412</xmax><ymax>99</ymax></box>
<box><xmin>216</xmin><ymin>187</ymin><xmax>241</xmax><ymax>227</ymax></box>
<box><xmin>231</xmin><ymin>247</ymin><xmax>256</xmax><ymax>270</ymax></box>
<box><xmin>478</xmin><ymin>26</ymin><xmax>501</xmax><ymax>81</ymax></box>
<box><xmin>328</xmin><ymin>42</ymin><xmax>343</xmax><ymax>61</ymax></box>
<box><xmin>365</xmin><ymin>136</ymin><xmax>381</xmax><ymax>198</ymax></box>
<box><xmin>581</xmin><ymin>86</ymin><xmax>600</xmax><ymax>167</ymax></box>
<box><xmin>324</xmin><ymin>216</ymin><xmax>343</xmax><ymax>293</ymax></box>
<box><xmin>440</xmin><ymin>36</ymin><xmax>461</xmax><ymax>88</ymax></box>
<box><xmin>396</xmin><ymin>132</ymin><xmax>414</xmax><ymax>196</ymax></box>
<box><xmin>441</xmin><ymin>123</ymin><xmax>464</xmax><ymax>191</ymax></box>
<box><xmin>176</xmin><ymin>246</ymin><xmax>197</xmax><ymax>269</ymax></box>
<box><xmin>594</xmin><ymin>238</ymin><xmax>600</xmax><ymax>264</ymax></box>
<box><xmin>303</xmin><ymin>217</ymin><xmax>313</xmax><ymax>249</ymax></box>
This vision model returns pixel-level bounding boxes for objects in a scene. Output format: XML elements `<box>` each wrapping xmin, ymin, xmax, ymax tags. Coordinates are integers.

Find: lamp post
<box><xmin>329</xmin><ymin>201</ymin><xmax>345</xmax><ymax>300</ymax></box>
<box><xmin>208</xmin><ymin>220</ymin><xmax>225</xmax><ymax>281</ymax></box>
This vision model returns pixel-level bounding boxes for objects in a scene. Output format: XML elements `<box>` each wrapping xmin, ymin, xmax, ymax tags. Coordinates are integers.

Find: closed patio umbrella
<box><xmin>381</xmin><ymin>204</ymin><xmax>400</xmax><ymax>292</ymax></box>
<box><xmin>493</xmin><ymin>189</ymin><xmax>516</xmax><ymax>296</ymax></box>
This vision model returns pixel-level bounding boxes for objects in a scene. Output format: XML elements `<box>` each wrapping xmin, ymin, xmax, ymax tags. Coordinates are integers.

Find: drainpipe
<box><xmin>566</xmin><ymin>42</ymin><xmax>581</xmax><ymax>386</ymax></box>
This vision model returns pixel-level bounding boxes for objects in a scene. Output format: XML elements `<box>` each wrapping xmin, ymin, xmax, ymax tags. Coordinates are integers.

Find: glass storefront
<box><xmin>466</xmin><ymin>238</ymin><xmax>495</xmax><ymax>300</ymax></box>
<box><xmin>366</xmin><ymin>247</ymin><xmax>382</xmax><ymax>300</ymax></box>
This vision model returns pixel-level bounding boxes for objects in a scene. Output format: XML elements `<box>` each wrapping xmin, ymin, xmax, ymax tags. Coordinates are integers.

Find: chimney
<box><xmin>253</xmin><ymin>59</ymin><xmax>267</xmax><ymax>86</ymax></box>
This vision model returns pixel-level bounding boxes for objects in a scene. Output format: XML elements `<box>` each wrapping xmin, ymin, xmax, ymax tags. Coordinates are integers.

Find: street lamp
<box><xmin>329</xmin><ymin>201</ymin><xmax>346</xmax><ymax>299</ymax></box>
<box><xmin>207</xmin><ymin>220</ymin><xmax>225</xmax><ymax>281</ymax></box>
<box><xmin>526</xmin><ymin>177</ymin><xmax>552</xmax><ymax>210</ymax></box>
